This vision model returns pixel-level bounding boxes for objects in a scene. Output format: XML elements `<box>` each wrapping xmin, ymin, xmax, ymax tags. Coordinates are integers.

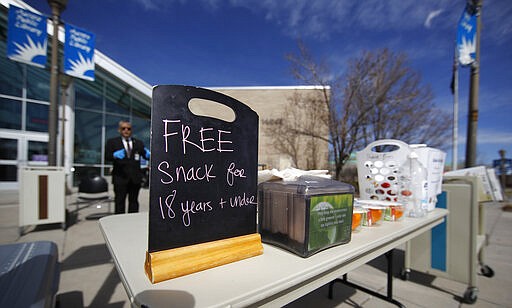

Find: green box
<box><xmin>258</xmin><ymin>176</ymin><xmax>354</xmax><ymax>257</ymax></box>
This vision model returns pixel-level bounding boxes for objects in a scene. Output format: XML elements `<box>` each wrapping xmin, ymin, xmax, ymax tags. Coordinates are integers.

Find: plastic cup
<box><xmin>361</xmin><ymin>206</ymin><xmax>385</xmax><ymax>226</ymax></box>
<box><xmin>384</xmin><ymin>205</ymin><xmax>405</xmax><ymax>221</ymax></box>
<box><xmin>352</xmin><ymin>208</ymin><xmax>367</xmax><ymax>231</ymax></box>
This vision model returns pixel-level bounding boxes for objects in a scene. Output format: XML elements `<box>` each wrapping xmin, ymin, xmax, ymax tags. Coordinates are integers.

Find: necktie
<box><xmin>126</xmin><ymin>139</ymin><xmax>132</xmax><ymax>158</ymax></box>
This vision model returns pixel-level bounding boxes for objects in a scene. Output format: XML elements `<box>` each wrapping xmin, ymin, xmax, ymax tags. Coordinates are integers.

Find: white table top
<box><xmin>100</xmin><ymin>208</ymin><xmax>448</xmax><ymax>308</ymax></box>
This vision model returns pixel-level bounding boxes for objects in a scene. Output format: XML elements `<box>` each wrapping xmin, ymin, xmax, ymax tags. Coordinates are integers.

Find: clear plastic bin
<box><xmin>258</xmin><ymin>176</ymin><xmax>354</xmax><ymax>257</ymax></box>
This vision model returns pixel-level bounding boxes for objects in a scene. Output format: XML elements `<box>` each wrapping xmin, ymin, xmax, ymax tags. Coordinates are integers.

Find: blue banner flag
<box><xmin>7</xmin><ymin>5</ymin><xmax>47</xmax><ymax>68</ymax></box>
<box><xmin>456</xmin><ymin>5</ymin><xmax>477</xmax><ymax>66</ymax></box>
<box><xmin>493</xmin><ymin>159</ymin><xmax>512</xmax><ymax>176</ymax></box>
<box><xmin>64</xmin><ymin>24</ymin><xmax>95</xmax><ymax>81</ymax></box>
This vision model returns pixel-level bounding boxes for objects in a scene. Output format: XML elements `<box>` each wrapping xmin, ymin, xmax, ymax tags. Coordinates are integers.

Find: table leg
<box><xmin>328</xmin><ymin>249</ymin><xmax>405</xmax><ymax>308</ymax></box>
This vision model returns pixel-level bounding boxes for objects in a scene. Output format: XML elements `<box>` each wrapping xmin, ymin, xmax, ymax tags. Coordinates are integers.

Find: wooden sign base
<box><xmin>145</xmin><ymin>233</ymin><xmax>263</xmax><ymax>283</ymax></box>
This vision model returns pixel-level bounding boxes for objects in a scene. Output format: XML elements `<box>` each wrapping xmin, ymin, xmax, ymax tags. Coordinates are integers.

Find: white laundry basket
<box><xmin>356</xmin><ymin>139</ymin><xmax>411</xmax><ymax>201</ymax></box>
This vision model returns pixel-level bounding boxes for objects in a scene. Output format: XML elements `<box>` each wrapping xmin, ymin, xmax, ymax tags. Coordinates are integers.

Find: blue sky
<box><xmin>25</xmin><ymin>0</ymin><xmax>512</xmax><ymax>166</ymax></box>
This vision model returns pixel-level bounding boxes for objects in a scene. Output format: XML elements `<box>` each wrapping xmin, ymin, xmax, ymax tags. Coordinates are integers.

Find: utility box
<box><xmin>404</xmin><ymin>175</ymin><xmax>493</xmax><ymax>304</ymax></box>
<box><xmin>19</xmin><ymin>166</ymin><xmax>66</xmax><ymax>234</ymax></box>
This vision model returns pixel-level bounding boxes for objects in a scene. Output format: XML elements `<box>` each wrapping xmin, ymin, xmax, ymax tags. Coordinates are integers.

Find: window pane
<box><xmin>28</xmin><ymin>141</ymin><xmax>48</xmax><ymax>162</ymax></box>
<box><xmin>27</xmin><ymin>66</ymin><xmax>50</xmax><ymax>101</ymax></box>
<box><xmin>132</xmin><ymin>115</ymin><xmax>150</xmax><ymax>146</ymax></box>
<box><xmin>105</xmin><ymin>114</ymin><xmax>126</xmax><ymax>142</ymax></box>
<box><xmin>27</xmin><ymin>102</ymin><xmax>49</xmax><ymax>132</ymax></box>
<box><xmin>74</xmin><ymin>110</ymin><xmax>102</xmax><ymax>164</ymax></box>
<box><xmin>0</xmin><ymin>98</ymin><xmax>22</xmax><ymax>129</ymax></box>
<box><xmin>0</xmin><ymin>41</ymin><xmax>23</xmax><ymax>97</ymax></box>
<box><xmin>0</xmin><ymin>138</ymin><xmax>17</xmax><ymax>160</ymax></box>
<box><xmin>0</xmin><ymin>165</ymin><xmax>17</xmax><ymax>181</ymax></box>
<box><xmin>105</xmin><ymin>83</ymin><xmax>130</xmax><ymax>115</ymax></box>
<box><xmin>132</xmin><ymin>95</ymin><xmax>151</xmax><ymax>118</ymax></box>
<box><xmin>75</xmin><ymin>78</ymin><xmax>104</xmax><ymax>111</ymax></box>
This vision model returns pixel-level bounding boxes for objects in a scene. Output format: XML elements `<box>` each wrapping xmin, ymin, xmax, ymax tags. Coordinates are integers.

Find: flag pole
<box><xmin>465</xmin><ymin>0</ymin><xmax>483</xmax><ymax>167</ymax></box>
<box><xmin>47</xmin><ymin>0</ymin><xmax>67</xmax><ymax>166</ymax></box>
<box><xmin>453</xmin><ymin>50</ymin><xmax>459</xmax><ymax>171</ymax></box>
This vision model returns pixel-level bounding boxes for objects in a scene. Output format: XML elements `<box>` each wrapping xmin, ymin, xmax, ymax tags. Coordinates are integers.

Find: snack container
<box><xmin>352</xmin><ymin>207</ymin><xmax>367</xmax><ymax>231</ymax></box>
<box><xmin>360</xmin><ymin>205</ymin><xmax>385</xmax><ymax>226</ymax></box>
<box><xmin>384</xmin><ymin>204</ymin><xmax>405</xmax><ymax>221</ymax></box>
<box><xmin>258</xmin><ymin>176</ymin><xmax>354</xmax><ymax>257</ymax></box>
<box><xmin>356</xmin><ymin>199</ymin><xmax>404</xmax><ymax>222</ymax></box>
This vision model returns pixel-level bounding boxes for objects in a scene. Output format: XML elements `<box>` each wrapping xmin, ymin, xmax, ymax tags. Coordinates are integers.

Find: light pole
<box><xmin>47</xmin><ymin>0</ymin><xmax>67</xmax><ymax>166</ymax></box>
<box><xmin>465</xmin><ymin>0</ymin><xmax>482</xmax><ymax>167</ymax></box>
<box><xmin>452</xmin><ymin>47</ymin><xmax>459</xmax><ymax>171</ymax></box>
<box><xmin>60</xmin><ymin>75</ymin><xmax>71</xmax><ymax>167</ymax></box>
<box><xmin>499</xmin><ymin>149</ymin><xmax>506</xmax><ymax>190</ymax></box>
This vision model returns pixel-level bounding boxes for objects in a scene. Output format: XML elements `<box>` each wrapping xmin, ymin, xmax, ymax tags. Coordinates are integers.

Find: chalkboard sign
<box><xmin>148</xmin><ymin>85</ymin><xmax>259</xmax><ymax>253</ymax></box>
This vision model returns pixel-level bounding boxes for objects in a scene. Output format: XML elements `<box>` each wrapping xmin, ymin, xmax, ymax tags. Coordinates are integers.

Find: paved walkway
<box><xmin>0</xmin><ymin>188</ymin><xmax>511</xmax><ymax>307</ymax></box>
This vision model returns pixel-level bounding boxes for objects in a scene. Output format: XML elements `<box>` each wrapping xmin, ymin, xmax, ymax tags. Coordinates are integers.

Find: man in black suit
<box><xmin>105</xmin><ymin>120</ymin><xmax>150</xmax><ymax>214</ymax></box>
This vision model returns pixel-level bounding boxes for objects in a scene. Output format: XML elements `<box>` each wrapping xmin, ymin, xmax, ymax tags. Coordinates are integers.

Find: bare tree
<box><xmin>264</xmin><ymin>91</ymin><xmax>329</xmax><ymax>169</ymax></box>
<box><xmin>346</xmin><ymin>49</ymin><xmax>451</xmax><ymax>148</ymax></box>
<box><xmin>267</xmin><ymin>41</ymin><xmax>451</xmax><ymax>180</ymax></box>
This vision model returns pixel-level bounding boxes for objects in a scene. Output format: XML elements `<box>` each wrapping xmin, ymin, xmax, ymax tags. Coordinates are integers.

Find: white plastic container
<box><xmin>357</xmin><ymin>140</ymin><xmax>445</xmax><ymax>212</ymax></box>
<box><xmin>356</xmin><ymin>139</ymin><xmax>410</xmax><ymax>202</ymax></box>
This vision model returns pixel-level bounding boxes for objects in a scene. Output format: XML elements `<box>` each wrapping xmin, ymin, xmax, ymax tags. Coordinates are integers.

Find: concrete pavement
<box><xmin>0</xmin><ymin>187</ymin><xmax>511</xmax><ymax>307</ymax></box>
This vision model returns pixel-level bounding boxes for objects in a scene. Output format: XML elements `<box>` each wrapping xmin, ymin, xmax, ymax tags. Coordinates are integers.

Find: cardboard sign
<box><xmin>148</xmin><ymin>86</ymin><xmax>259</xmax><ymax>253</ymax></box>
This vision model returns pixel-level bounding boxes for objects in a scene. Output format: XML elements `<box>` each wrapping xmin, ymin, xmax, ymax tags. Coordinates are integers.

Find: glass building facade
<box><xmin>0</xmin><ymin>2</ymin><xmax>151</xmax><ymax>189</ymax></box>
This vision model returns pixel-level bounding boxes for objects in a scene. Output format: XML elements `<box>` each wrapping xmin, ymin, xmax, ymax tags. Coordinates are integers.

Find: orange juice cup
<box><xmin>361</xmin><ymin>206</ymin><xmax>385</xmax><ymax>226</ymax></box>
<box><xmin>384</xmin><ymin>205</ymin><xmax>405</xmax><ymax>221</ymax></box>
<box><xmin>352</xmin><ymin>208</ymin><xmax>366</xmax><ymax>231</ymax></box>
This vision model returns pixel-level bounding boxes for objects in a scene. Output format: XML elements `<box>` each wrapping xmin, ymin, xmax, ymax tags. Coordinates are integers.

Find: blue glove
<box><xmin>144</xmin><ymin>147</ymin><xmax>151</xmax><ymax>160</ymax></box>
<box><xmin>113</xmin><ymin>149</ymin><xmax>125</xmax><ymax>159</ymax></box>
